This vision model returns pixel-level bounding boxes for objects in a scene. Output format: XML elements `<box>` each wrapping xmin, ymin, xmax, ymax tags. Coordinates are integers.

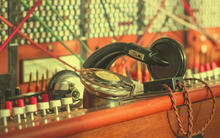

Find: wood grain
<box><xmin>71</xmin><ymin>98</ymin><xmax>220</xmax><ymax>138</ymax></box>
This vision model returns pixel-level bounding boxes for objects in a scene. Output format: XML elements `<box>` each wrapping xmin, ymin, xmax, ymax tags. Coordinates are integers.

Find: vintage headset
<box><xmin>81</xmin><ymin>38</ymin><xmax>187</xmax><ymax>108</ymax></box>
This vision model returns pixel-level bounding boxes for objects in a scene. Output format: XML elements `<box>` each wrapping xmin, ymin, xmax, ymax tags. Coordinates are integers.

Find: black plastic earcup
<box><xmin>147</xmin><ymin>38</ymin><xmax>186</xmax><ymax>79</ymax></box>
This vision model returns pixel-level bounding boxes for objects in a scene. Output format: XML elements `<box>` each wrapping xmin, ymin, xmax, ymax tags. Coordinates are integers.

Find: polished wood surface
<box><xmin>72</xmin><ymin>98</ymin><xmax>220</xmax><ymax>138</ymax></box>
<box><xmin>2</xmin><ymin>83</ymin><xmax>220</xmax><ymax>138</ymax></box>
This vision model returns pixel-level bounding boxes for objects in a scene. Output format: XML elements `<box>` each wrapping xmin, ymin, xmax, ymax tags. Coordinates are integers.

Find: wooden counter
<box><xmin>2</xmin><ymin>83</ymin><xmax>220</xmax><ymax>138</ymax></box>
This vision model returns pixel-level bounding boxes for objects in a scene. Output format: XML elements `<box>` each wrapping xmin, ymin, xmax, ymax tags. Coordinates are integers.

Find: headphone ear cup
<box><xmin>82</xmin><ymin>43</ymin><xmax>131</xmax><ymax>108</ymax></box>
<box><xmin>82</xmin><ymin>39</ymin><xmax>187</xmax><ymax>108</ymax></box>
<box><xmin>147</xmin><ymin>38</ymin><xmax>186</xmax><ymax>79</ymax></box>
<box><xmin>48</xmin><ymin>70</ymin><xmax>79</xmax><ymax>99</ymax></box>
<box><xmin>81</xmin><ymin>68</ymin><xmax>135</xmax><ymax>108</ymax></box>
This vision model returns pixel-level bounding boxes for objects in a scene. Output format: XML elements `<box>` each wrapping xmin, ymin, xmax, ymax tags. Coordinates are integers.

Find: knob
<box><xmin>205</xmin><ymin>63</ymin><xmax>211</xmax><ymax>71</ymax></box>
<box><xmin>61</xmin><ymin>97</ymin><xmax>73</xmax><ymax>113</ymax></box>
<box><xmin>5</xmin><ymin>101</ymin><xmax>12</xmax><ymax>115</ymax></box>
<box><xmin>17</xmin><ymin>99</ymin><xmax>25</xmax><ymax>107</ymax></box>
<box><xmin>38</xmin><ymin>102</ymin><xmax>49</xmax><ymax>116</ymax></box>
<box><xmin>16</xmin><ymin>99</ymin><xmax>27</xmax><ymax>121</ymax></box>
<box><xmin>50</xmin><ymin>100</ymin><xmax>61</xmax><ymax>115</ymax></box>
<box><xmin>26</xmin><ymin>104</ymin><xmax>37</xmax><ymax>121</ymax></box>
<box><xmin>42</xmin><ymin>94</ymin><xmax>49</xmax><ymax>102</ymax></box>
<box><xmin>30</xmin><ymin>97</ymin><xmax>38</xmax><ymax>112</ymax></box>
<box><xmin>0</xmin><ymin>109</ymin><xmax>10</xmax><ymax>127</ymax></box>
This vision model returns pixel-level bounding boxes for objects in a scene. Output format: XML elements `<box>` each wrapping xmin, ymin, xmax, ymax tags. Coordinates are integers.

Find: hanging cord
<box><xmin>0</xmin><ymin>15</ymin><xmax>80</xmax><ymax>73</ymax></box>
<box><xmin>184</xmin><ymin>78</ymin><xmax>216</xmax><ymax>136</ymax></box>
<box><xmin>177</xmin><ymin>82</ymin><xmax>194</xmax><ymax>137</ymax></box>
<box><xmin>21</xmin><ymin>0</ymin><xmax>84</xmax><ymax>63</ymax></box>
<box><xmin>45</xmin><ymin>0</ymin><xmax>92</xmax><ymax>54</ymax></box>
<box><xmin>163</xmin><ymin>84</ymin><xmax>188</xmax><ymax>136</ymax></box>
<box><xmin>163</xmin><ymin>78</ymin><xmax>216</xmax><ymax>137</ymax></box>
<box><xmin>0</xmin><ymin>0</ymin><xmax>42</xmax><ymax>52</ymax></box>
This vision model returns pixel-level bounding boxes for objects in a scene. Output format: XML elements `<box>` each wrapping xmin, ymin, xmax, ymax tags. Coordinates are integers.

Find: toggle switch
<box><xmin>30</xmin><ymin>97</ymin><xmax>38</xmax><ymax>112</ymax></box>
<box><xmin>16</xmin><ymin>98</ymin><xmax>26</xmax><ymax>121</ymax></box>
<box><xmin>185</xmin><ymin>69</ymin><xmax>193</xmax><ymax>78</ymax></box>
<box><xmin>50</xmin><ymin>100</ymin><xmax>61</xmax><ymax>115</ymax></box>
<box><xmin>13</xmin><ymin>107</ymin><xmax>25</xmax><ymax>123</ymax></box>
<box><xmin>206</xmin><ymin>70</ymin><xmax>214</xmax><ymax>81</ymax></box>
<box><xmin>193</xmin><ymin>73</ymin><xmax>200</xmax><ymax>84</ymax></box>
<box><xmin>200</xmin><ymin>72</ymin><xmax>207</xmax><ymax>81</ymax></box>
<box><xmin>5</xmin><ymin>101</ymin><xmax>12</xmax><ymax>115</ymax></box>
<box><xmin>26</xmin><ymin>104</ymin><xmax>37</xmax><ymax>121</ymax></box>
<box><xmin>0</xmin><ymin>109</ymin><xmax>10</xmax><ymax>127</ymax></box>
<box><xmin>38</xmin><ymin>102</ymin><xmax>49</xmax><ymax>116</ymax></box>
<box><xmin>213</xmin><ymin>67</ymin><xmax>220</xmax><ymax>80</ymax></box>
<box><xmin>17</xmin><ymin>99</ymin><xmax>25</xmax><ymax>107</ymax></box>
<box><xmin>42</xmin><ymin>94</ymin><xmax>49</xmax><ymax>102</ymax></box>
<box><xmin>61</xmin><ymin>97</ymin><xmax>73</xmax><ymax>113</ymax></box>
<box><xmin>199</xmin><ymin>65</ymin><xmax>205</xmax><ymax>73</ymax></box>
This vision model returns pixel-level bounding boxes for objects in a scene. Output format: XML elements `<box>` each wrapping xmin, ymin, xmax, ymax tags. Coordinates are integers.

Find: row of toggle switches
<box><xmin>185</xmin><ymin>67</ymin><xmax>220</xmax><ymax>81</ymax></box>
<box><xmin>184</xmin><ymin>67</ymin><xmax>220</xmax><ymax>88</ymax></box>
<box><xmin>0</xmin><ymin>97</ymin><xmax>76</xmax><ymax>129</ymax></box>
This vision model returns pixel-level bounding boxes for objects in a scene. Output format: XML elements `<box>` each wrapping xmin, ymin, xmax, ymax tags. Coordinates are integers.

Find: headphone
<box><xmin>81</xmin><ymin>38</ymin><xmax>186</xmax><ymax>108</ymax></box>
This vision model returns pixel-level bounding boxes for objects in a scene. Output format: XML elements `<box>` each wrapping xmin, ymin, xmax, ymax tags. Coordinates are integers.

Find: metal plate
<box><xmin>147</xmin><ymin>38</ymin><xmax>186</xmax><ymax>79</ymax></box>
<box><xmin>48</xmin><ymin>70</ymin><xmax>81</xmax><ymax>99</ymax></box>
<box><xmin>80</xmin><ymin>68</ymin><xmax>134</xmax><ymax>98</ymax></box>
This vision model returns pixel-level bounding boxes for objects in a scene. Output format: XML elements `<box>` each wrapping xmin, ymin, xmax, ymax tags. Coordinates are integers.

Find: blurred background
<box><xmin>0</xmin><ymin>0</ymin><xmax>220</xmax><ymax>98</ymax></box>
